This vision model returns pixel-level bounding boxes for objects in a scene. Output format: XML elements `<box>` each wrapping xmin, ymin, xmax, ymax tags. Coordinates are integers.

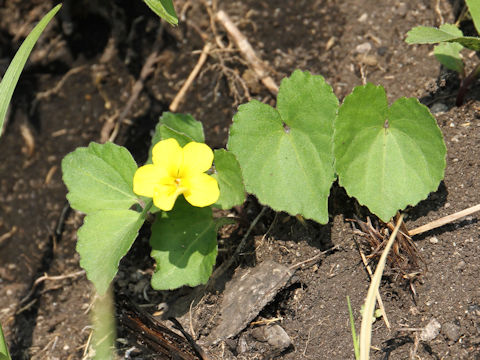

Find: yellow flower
<box><xmin>133</xmin><ymin>138</ymin><xmax>220</xmax><ymax>211</ymax></box>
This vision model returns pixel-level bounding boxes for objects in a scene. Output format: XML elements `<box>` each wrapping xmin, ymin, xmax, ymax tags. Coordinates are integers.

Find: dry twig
<box><xmin>409</xmin><ymin>203</ymin><xmax>480</xmax><ymax>236</ymax></box>
<box><xmin>215</xmin><ymin>10</ymin><xmax>278</xmax><ymax>95</ymax></box>
<box><xmin>170</xmin><ymin>43</ymin><xmax>212</xmax><ymax>112</ymax></box>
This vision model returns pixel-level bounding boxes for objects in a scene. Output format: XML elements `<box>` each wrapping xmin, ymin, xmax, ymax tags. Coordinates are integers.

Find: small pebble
<box><xmin>265</xmin><ymin>325</ymin><xmax>292</xmax><ymax>350</ymax></box>
<box><xmin>355</xmin><ymin>42</ymin><xmax>372</xmax><ymax>54</ymax></box>
<box><xmin>358</xmin><ymin>13</ymin><xmax>368</xmax><ymax>22</ymax></box>
<box><xmin>377</xmin><ymin>46</ymin><xmax>387</xmax><ymax>56</ymax></box>
<box><xmin>420</xmin><ymin>318</ymin><xmax>441</xmax><ymax>341</ymax></box>
<box><xmin>455</xmin><ymin>260</ymin><xmax>466</xmax><ymax>271</ymax></box>
<box><xmin>429</xmin><ymin>236</ymin><xmax>439</xmax><ymax>244</ymax></box>
<box><xmin>430</xmin><ymin>102</ymin><xmax>448</xmax><ymax>114</ymax></box>
<box><xmin>397</xmin><ymin>2</ymin><xmax>408</xmax><ymax>17</ymax></box>
<box><xmin>442</xmin><ymin>322</ymin><xmax>462</xmax><ymax>342</ymax></box>
<box><xmin>236</xmin><ymin>335</ymin><xmax>248</xmax><ymax>354</ymax></box>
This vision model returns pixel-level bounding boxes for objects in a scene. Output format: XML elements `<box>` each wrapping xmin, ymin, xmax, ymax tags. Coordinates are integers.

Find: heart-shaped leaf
<box><xmin>62</xmin><ymin>142</ymin><xmax>138</xmax><ymax>214</ymax></box>
<box><xmin>334</xmin><ymin>84</ymin><xmax>446</xmax><ymax>222</ymax></box>
<box><xmin>228</xmin><ymin>70</ymin><xmax>338</xmax><ymax>223</ymax></box>
<box><xmin>150</xmin><ymin>198</ymin><xmax>217</xmax><ymax>290</ymax></box>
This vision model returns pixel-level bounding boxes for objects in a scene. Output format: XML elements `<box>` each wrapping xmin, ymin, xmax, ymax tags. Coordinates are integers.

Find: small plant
<box><xmin>229</xmin><ymin>70</ymin><xmax>446</xmax><ymax>223</ymax></box>
<box><xmin>62</xmin><ymin>69</ymin><xmax>446</xmax><ymax>297</ymax></box>
<box><xmin>61</xmin><ymin>113</ymin><xmax>245</xmax><ymax>294</ymax></box>
<box><xmin>406</xmin><ymin>0</ymin><xmax>480</xmax><ymax>105</ymax></box>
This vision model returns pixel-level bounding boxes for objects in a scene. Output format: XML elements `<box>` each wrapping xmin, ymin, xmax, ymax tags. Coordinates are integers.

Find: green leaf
<box><xmin>143</xmin><ymin>0</ymin><xmax>178</xmax><ymax>25</ymax></box>
<box><xmin>213</xmin><ymin>149</ymin><xmax>245</xmax><ymax>209</ymax></box>
<box><xmin>0</xmin><ymin>320</ymin><xmax>10</xmax><ymax>360</ymax></box>
<box><xmin>147</xmin><ymin>112</ymin><xmax>205</xmax><ymax>164</ymax></box>
<box><xmin>334</xmin><ymin>84</ymin><xmax>446</xmax><ymax>222</ymax></box>
<box><xmin>77</xmin><ymin>209</ymin><xmax>145</xmax><ymax>295</ymax></box>
<box><xmin>466</xmin><ymin>0</ymin><xmax>480</xmax><ymax>34</ymax></box>
<box><xmin>150</xmin><ymin>198</ymin><xmax>217</xmax><ymax>290</ymax></box>
<box><xmin>62</xmin><ymin>142</ymin><xmax>138</xmax><ymax>214</ymax></box>
<box><xmin>0</xmin><ymin>4</ymin><xmax>61</xmax><ymax>138</ymax></box>
<box><xmin>228</xmin><ymin>70</ymin><xmax>338</xmax><ymax>224</ymax></box>
<box><xmin>434</xmin><ymin>42</ymin><xmax>464</xmax><ymax>74</ymax></box>
<box><xmin>406</xmin><ymin>24</ymin><xmax>480</xmax><ymax>51</ymax></box>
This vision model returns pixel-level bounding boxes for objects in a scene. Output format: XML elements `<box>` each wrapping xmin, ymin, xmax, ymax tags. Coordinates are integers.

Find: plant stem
<box><xmin>456</xmin><ymin>62</ymin><xmax>480</xmax><ymax>106</ymax></box>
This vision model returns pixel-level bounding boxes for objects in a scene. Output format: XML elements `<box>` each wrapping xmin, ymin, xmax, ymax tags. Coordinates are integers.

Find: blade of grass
<box><xmin>0</xmin><ymin>321</ymin><xmax>11</xmax><ymax>360</ymax></box>
<box><xmin>347</xmin><ymin>296</ymin><xmax>360</xmax><ymax>360</ymax></box>
<box><xmin>359</xmin><ymin>213</ymin><xmax>404</xmax><ymax>360</ymax></box>
<box><xmin>0</xmin><ymin>3</ymin><xmax>61</xmax><ymax>138</ymax></box>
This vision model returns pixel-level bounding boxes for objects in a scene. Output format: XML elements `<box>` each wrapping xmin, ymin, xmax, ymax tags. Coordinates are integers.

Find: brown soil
<box><xmin>1</xmin><ymin>0</ymin><xmax>480</xmax><ymax>359</ymax></box>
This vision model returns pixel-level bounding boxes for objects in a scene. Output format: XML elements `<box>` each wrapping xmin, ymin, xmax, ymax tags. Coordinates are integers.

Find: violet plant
<box><xmin>62</xmin><ymin>70</ymin><xmax>446</xmax><ymax>295</ymax></box>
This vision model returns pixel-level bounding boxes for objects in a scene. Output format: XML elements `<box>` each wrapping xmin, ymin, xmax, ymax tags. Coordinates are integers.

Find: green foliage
<box><xmin>346</xmin><ymin>296</ymin><xmax>360</xmax><ymax>360</ymax></box>
<box><xmin>334</xmin><ymin>84</ymin><xmax>446</xmax><ymax>222</ymax></box>
<box><xmin>148</xmin><ymin>112</ymin><xmax>205</xmax><ymax>163</ymax></box>
<box><xmin>143</xmin><ymin>0</ymin><xmax>178</xmax><ymax>25</ymax></box>
<box><xmin>0</xmin><ymin>4</ymin><xmax>61</xmax><ymax>138</ymax></box>
<box><xmin>434</xmin><ymin>42</ymin><xmax>464</xmax><ymax>74</ymax></box>
<box><xmin>228</xmin><ymin>70</ymin><xmax>338</xmax><ymax>224</ymax></box>
<box><xmin>150</xmin><ymin>198</ymin><xmax>217</xmax><ymax>290</ymax></box>
<box><xmin>62</xmin><ymin>142</ymin><xmax>145</xmax><ymax>295</ymax></box>
<box><xmin>77</xmin><ymin>210</ymin><xmax>145</xmax><ymax>295</ymax></box>
<box><xmin>0</xmin><ymin>321</ymin><xmax>10</xmax><ymax>360</ymax></box>
<box><xmin>62</xmin><ymin>142</ymin><xmax>138</xmax><ymax>214</ymax></box>
<box><xmin>466</xmin><ymin>0</ymin><xmax>480</xmax><ymax>34</ymax></box>
<box><xmin>62</xmin><ymin>69</ymin><xmax>447</xmax><ymax>296</ymax></box>
<box><xmin>406</xmin><ymin>24</ymin><xmax>480</xmax><ymax>51</ymax></box>
<box><xmin>406</xmin><ymin>3</ymin><xmax>480</xmax><ymax>74</ymax></box>
<box><xmin>213</xmin><ymin>149</ymin><xmax>245</xmax><ymax>209</ymax></box>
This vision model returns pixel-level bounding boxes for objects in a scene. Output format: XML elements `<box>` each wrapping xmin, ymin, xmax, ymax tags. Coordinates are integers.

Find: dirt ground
<box><xmin>1</xmin><ymin>0</ymin><xmax>480</xmax><ymax>359</ymax></box>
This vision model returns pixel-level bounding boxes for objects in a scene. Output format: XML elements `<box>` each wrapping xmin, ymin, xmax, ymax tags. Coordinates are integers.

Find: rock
<box><xmin>397</xmin><ymin>2</ymin><xmax>408</xmax><ymax>17</ymax></box>
<box><xmin>265</xmin><ymin>325</ymin><xmax>292</xmax><ymax>350</ymax></box>
<box><xmin>207</xmin><ymin>261</ymin><xmax>294</xmax><ymax>344</ymax></box>
<box><xmin>251</xmin><ymin>327</ymin><xmax>268</xmax><ymax>342</ymax></box>
<box><xmin>358</xmin><ymin>13</ymin><xmax>368</xmax><ymax>22</ymax></box>
<box><xmin>236</xmin><ymin>335</ymin><xmax>249</xmax><ymax>354</ymax></box>
<box><xmin>430</xmin><ymin>102</ymin><xmax>448</xmax><ymax>114</ymax></box>
<box><xmin>420</xmin><ymin>318</ymin><xmax>441</xmax><ymax>341</ymax></box>
<box><xmin>442</xmin><ymin>322</ymin><xmax>462</xmax><ymax>342</ymax></box>
<box><xmin>455</xmin><ymin>260</ymin><xmax>466</xmax><ymax>271</ymax></box>
<box><xmin>429</xmin><ymin>236</ymin><xmax>439</xmax><ymax>244</ymax></box>
<box><xmin>355</xmin><ymin>42</ymin><xmax>372</xmax><ymax>54</ymax></box>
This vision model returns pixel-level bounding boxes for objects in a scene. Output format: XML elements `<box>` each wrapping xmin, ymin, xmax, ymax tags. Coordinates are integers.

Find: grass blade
<box><xmin>0</xmin><ymin>4</ymin><xmax>61</xmax><ymax>138</ymax></box>
<box><xmin>359</xmin><ymin>213</ymin><xmax>404</xmax><ymax>360</ymax></box>
<box><xmin>347</xmin><ymin>296</ymin><xmax>360</xmax><ymax>360</ymax></box>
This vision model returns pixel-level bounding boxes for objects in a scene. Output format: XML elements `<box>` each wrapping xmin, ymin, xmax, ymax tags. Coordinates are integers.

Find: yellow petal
<box><xmin>152</xmin><ymin>138</ymin><xmax>182</xmax><ymax>177</ymax></box>
<box><xmin>152</xmin><ymin>183</ymin><xmax>184</xmax><ymax>211</ymax></box>
<box><xmin>133</xmin><ymin>164</ymin><xmax>169</xmax><ymax>197</ymax></box>
<box><xmin>179</xmin><ymin>142</ymin><xmax>214</xmax><ymax>177</ymax></box>
<box><xmin>183</xmin><ymin>173</ymin><xmax>220</xmax><ymax>207</ymax></box>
